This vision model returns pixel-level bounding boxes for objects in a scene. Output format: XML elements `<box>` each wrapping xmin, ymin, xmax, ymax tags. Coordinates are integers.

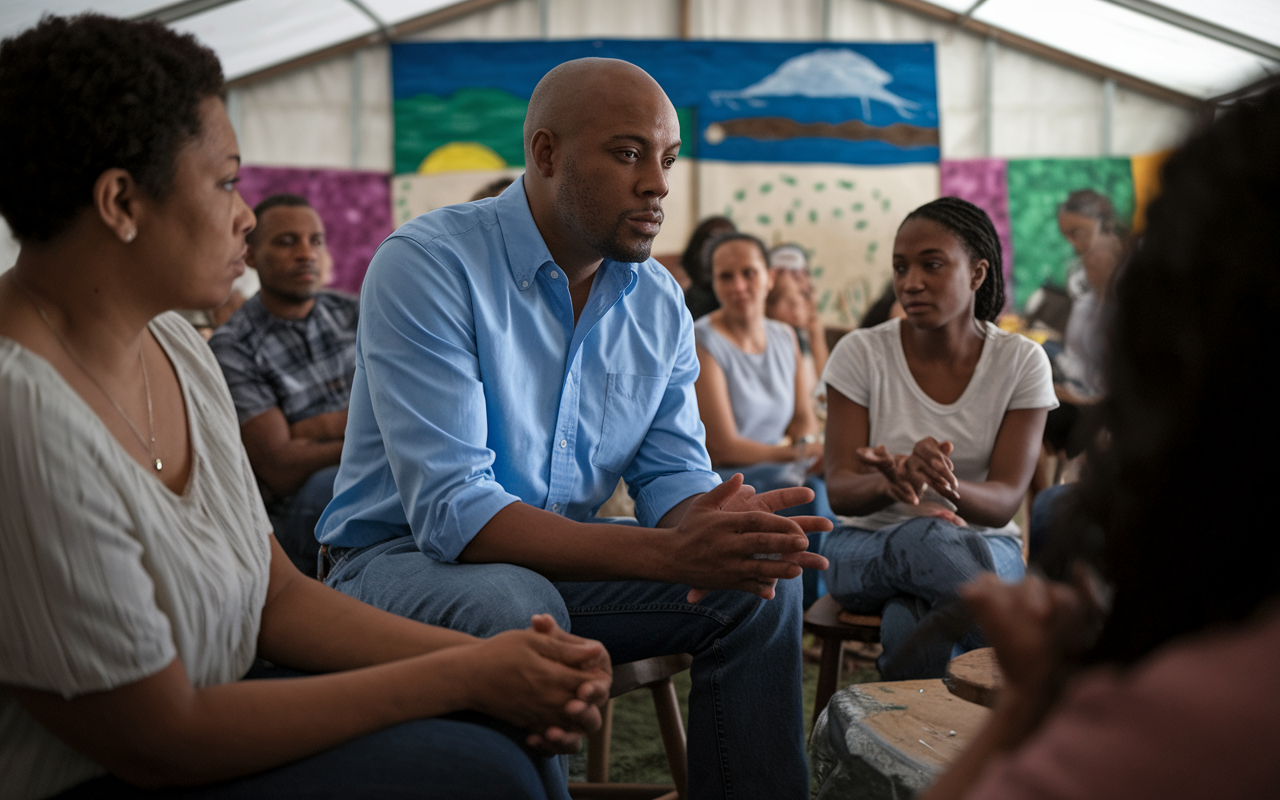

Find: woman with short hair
<box><xmin>0</xmin><ymin>16</ymin><xmax>608</xmax><ymax>800</ymax></box>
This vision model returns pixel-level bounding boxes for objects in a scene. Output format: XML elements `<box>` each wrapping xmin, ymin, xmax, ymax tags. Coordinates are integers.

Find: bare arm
<box><xmin>8</xmin><ymin>538</ymin><xmax>611</xmax><ymax>789</ymax></box>
<box><xmin>807</xmin><ymin>319</ymin><xmax>830</xmax><ymax>381</ymax></box>
<box><xmin>949</xmin><ymin>408</ymin><xmax>1048</xmax><ymax>527</ymax></box>
<box><xmin>823</xmin><ymin>386</ymin><xmax>902</xmax><ymax>517</ymax></box>
<box><xmin>459</xmin><ymin>476</ymin><xmax>829</xmax><ymax>599</ymax></box>
<box><xmin>694</xmin><ymin>344</ymin><xmax>820</xmax><ymax>467</ymax></box>
<box><xmin>288</xmin><ymin>409</ymin><xmax>347</xmax><ymax>442</ymax></box>
<box><xmin>241</xmin><ymin>407</ymin><xmax>343</xmax><ymax>496</ymax></box>
<box><xmin>784</xmin><ymin>335</ymin><xmax>820</xmax><ymax>445</ymax></box>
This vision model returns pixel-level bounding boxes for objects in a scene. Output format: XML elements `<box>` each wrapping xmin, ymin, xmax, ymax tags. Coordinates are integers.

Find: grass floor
<box><xmin>568</xmin><ymin>637</ymin><xmax>880</xmax><ymax>784</ymax></box>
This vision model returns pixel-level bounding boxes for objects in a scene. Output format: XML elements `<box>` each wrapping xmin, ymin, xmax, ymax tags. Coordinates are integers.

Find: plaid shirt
<box><xmin>209</xmin><ymin>291</ymin><xmax>359</xmax><ymax>427</ymax></box>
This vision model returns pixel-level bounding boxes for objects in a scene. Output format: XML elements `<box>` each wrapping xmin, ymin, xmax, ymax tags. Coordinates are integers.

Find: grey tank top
<box><xmin>694</xmin><ymin>315</ymin><xmax>796</xmax><ymax>444</ymax></box>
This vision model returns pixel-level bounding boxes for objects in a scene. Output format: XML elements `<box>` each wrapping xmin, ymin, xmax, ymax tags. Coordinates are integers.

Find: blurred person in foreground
<box><xmin>921</xmin><ymin>82</ymin><xmax>1280</xmax><ymax>800</ymax></box>
<box><xmin>0</xmin><ymin>16</ymin><xmax>609</xmax><ymax>800</ymax></box>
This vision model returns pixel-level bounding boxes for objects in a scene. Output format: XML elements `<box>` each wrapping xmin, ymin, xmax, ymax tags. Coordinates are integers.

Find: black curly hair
<box><xmin>1067</xmin><ymin>80</ymin><xmax>1280</xmax><ymax>666</ymax></box>
<box><xmin>0</xmin><ymin>14</ymin><xmax>225</xmax><ymax>243</ymax></box>
<box><xmin>900</xmin><ymin>196</ymin><xmax>1006</xmax><ymax>322</ymax></box>
<box><xmin>681</xmin><ymin>216</ymin><xmax>736</xmax><ymax>287</ymax></box>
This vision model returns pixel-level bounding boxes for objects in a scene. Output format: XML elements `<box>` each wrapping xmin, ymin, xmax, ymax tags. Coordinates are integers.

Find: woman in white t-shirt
<box><xmin>0</xmin><ymin>17</ymin><xmax>608</xmax><ymax>800</ymax></box>
<box><xmin>822</xmin><ymin>197</ymin><xmax>1057</xmax><ymax>680</ymax></box>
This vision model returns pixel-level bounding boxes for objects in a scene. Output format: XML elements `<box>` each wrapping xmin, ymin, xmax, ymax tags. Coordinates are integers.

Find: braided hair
<box><xmin>901</xmin><ymin>197</ymin><xmax>1005</xmax><ymax>321</ymax></box>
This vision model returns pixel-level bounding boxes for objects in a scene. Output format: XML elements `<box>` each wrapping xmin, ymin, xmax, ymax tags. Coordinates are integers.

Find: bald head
<box><xmin>521</xmin><ymin>57</ymin><xmax>682</xmax><ymax>272</ymax></box>
<box><xmin>523</xmin><ymin>58</ymin><xmax>674</xmax><ymax>158</ymax></box>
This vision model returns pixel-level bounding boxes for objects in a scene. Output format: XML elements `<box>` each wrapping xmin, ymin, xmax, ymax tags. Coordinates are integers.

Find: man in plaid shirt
<box><xmin>210</xmin><ymin>194</ymin><xmax>357</xmax><ymax>573</ymax></box>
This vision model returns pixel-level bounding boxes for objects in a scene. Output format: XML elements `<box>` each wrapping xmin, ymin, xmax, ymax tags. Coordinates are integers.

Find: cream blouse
<box><xmin>0</xmin><ymin>312</ymin><xmax>272</xmax><ymax>800</ymax></box>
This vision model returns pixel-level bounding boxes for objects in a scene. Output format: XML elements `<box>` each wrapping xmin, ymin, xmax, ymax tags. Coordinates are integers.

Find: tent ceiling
<box><xmin>2</xmin><ymin>0</ymin><xmax>1276</xmax><ymax>99</ymax></box>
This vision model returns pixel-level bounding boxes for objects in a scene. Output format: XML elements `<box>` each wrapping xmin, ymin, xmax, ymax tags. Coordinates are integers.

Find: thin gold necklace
<box><xmin>15</xmin><ymin>279</ymin><xmax>162</xmax><ymax>472</ymax></box>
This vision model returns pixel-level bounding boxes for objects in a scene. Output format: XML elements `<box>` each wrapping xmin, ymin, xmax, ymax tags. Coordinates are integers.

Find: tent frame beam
<box><xmin>224</xmin><ymin>0</ymin><xmax>509</xmax><ymax>88</ymax></box>
<box><xmin>1097</xmin><ymin>0</ymin><xmax>1280</xmax><ymax>64</ymax></box>
<box><xmin>872</xmin><ymin>0</ymin><xmax>1201</xmax><ymax>108</ymax></box>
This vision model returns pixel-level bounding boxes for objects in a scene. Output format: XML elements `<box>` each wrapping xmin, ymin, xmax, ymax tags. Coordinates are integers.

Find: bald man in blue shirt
<box><xmin>318</xmin><ymin>58</ymin><xmax>830</xmax><ymax>799</ymax></box>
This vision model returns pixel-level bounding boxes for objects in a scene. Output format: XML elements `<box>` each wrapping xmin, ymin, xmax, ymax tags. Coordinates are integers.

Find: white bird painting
<box><xmin>709</xmin><ymin>48</ymin><xmax>921</xmax><ymax>120</ymax></box>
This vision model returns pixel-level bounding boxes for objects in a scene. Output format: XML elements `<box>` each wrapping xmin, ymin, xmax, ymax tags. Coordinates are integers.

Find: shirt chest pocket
<box><xmin>591</xmin><ymin>373</ymin><xmax>667</xmax><ymax>474</ymax></box>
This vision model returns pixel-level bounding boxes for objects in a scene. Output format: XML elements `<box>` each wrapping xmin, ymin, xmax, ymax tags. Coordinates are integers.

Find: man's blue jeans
<box><xmin>326</xmin><ymin>535</ymin><xmax>810</xmax><ymax>800</ymax></box>
<box><xmin>825</xmin><ymin>517</ymin><xmax>1025</xmax><ymax>680</ymax></box>
<box><xmin>269</xmin><ymin>464</ymin><xmax>339</xmax><ymax>575</ymax></box>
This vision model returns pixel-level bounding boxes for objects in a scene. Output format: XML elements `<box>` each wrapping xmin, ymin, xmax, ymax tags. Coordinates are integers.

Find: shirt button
<box><xmin>552</xmin><ymin>503</ymin><xmax>560</xmax><ymax>512</ymax></box>
<box><xmin>521</xmin><ymin>280</ymin><xmax>529</xmax><ymax>288</ymax></box>
<box><xmin>559</xmin><ymin>439</ymin><xmax>568</xmax><ymax>448</ymax></box>
<box><xmin>550</xmin><ymin>270</ymin><xmax>559</xmax><ymax>280</ymax></box>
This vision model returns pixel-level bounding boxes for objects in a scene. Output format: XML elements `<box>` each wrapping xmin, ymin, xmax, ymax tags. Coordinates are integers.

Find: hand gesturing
<box><xmin>680</xmin><ymin>473</ymin><xmax>832</xmax><ymax>604</ymax></box>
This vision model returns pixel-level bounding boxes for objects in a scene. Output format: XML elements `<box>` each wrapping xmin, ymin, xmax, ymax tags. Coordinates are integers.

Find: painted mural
<box><xmin>390</xmin><ymin>39</ymin><xmax>940</xmax><ymax>326</ymax></box>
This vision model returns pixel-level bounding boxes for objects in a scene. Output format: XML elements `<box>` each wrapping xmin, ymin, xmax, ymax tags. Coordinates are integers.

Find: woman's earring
<box><xmin>123</xmin><ymin>228</ymin><xmax>136</xmax><ymax>243</ymax></box>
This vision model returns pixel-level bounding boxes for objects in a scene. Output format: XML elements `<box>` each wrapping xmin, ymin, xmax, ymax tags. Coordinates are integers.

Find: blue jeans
<box><xmin>1029</xmin><ymin>482</ymin><xmax>1074</xmax><ymax>560</ymax></box>
<box><xmin>55</xmin><ymin>669</ymin><xmax>548</xmax><ymax>799</ymax></box>
<box><xmin>326</xmin><ymin>535</ymin><xmax>809</xmax><ymax>800</ymax></box>
<box><xmin>825</xmin><ymin>517</ymin><xmax>1025</xmax><ymax>680</ymax></box>
<box><xmin>717</xmin><ymin>462</ymin><xmax>838</xmax><ymax>609</ymax></box>
<box><xmin>269</xmin><ymin>464</ymin><xmax>339</xmax><ymax>575</ymax></box>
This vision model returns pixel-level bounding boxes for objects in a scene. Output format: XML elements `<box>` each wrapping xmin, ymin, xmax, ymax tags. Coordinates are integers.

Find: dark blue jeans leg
<box><xmin>324</xmin><ymin>538</ymin><xmax>572</xmax><ymax>798</ymax></box>
<box><xmin>558</xmin><ymin>576</ymin><xmax>808</xmax><ymax>800</ymax></box>
<box><xmin>271</xmin><ymin>464</ymin><xmax>339</xmax><ymax>575</ymax></box>
<box><xmin>52</xmin><ymin>717</ymin><xmax>548</xmax><ymax>799</ymax></box>
<box><xmin>825</xmin><ymin>518</ymin><xmax>1025</xmax><ymax>680</ymax></box>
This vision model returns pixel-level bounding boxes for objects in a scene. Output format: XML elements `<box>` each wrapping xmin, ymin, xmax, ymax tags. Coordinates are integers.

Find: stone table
<box><xmin>810</xmin><ymin>680</ymin><xmax>989</xmax><ymax>799</ymax></box>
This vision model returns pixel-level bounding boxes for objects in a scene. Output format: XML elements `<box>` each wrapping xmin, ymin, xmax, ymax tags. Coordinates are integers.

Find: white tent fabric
<box><xmin>1</xmin><ymin>0</ymin><xmax>1276</xmax><ymax>269</ymax></box>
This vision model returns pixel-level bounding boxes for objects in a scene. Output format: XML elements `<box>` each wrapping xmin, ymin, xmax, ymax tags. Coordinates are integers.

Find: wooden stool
<box><xmin>802</xmin><ymin>594</ymin><xmax>881</xmax><ymax>728</ymax></box>
<box><xmin>569</xmin><ymin>653</ymin><xmax>692</xmax><ymax>800</ymax></box>
<box><xmin>943</xmin><ymin>647</ymin><xmax>1002</xmax><ymax>708</ymax></box>
<box><xmin>810</xmin><ymin>679</ymin><xmax>991</xmax><ymax>797</ymax></box>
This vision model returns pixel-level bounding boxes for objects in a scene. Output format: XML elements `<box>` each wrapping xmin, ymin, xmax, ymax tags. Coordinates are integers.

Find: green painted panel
<box><xmin>1006</xmin><ymin>158</ymin><xmax>1134</xmax><ymax>308</ymax></box>
<box><xmin>393</xmin><ymin>87</ymin><xmax>529</xmax><ymax>175</ymax></box>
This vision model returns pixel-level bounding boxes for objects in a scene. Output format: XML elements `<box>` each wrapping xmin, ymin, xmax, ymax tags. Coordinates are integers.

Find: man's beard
<box><xmin>557</xmin><ymin>160</ymin><xmax>659</xmax><ymax>264</ymax></box>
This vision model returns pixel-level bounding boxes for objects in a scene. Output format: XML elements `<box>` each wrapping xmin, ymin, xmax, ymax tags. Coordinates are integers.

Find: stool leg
<box><xmin>587</xmin><ymin>698</ymin><xmax>613</xmax><ymax>783</ymax></box>
<box><xmin>813</xmin><ymin>638</ymin><xmax>844</xmax><ymax>728</ymax></box>
<box><xmin>650</xmin><ymin>678</ymin><xmax>688</xmax><ymax>799</ymax></box>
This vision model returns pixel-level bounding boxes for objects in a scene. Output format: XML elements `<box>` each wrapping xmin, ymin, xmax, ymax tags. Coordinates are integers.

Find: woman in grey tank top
<box><xmin>692</xmin><ymin>233</ymin><xmax>837</xmax><ymax>606</ymax></box>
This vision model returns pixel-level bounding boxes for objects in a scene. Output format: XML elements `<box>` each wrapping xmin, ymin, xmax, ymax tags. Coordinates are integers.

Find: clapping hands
<box><xmin>857</xmin><ymin>436</ymin><xmax>961</xmax><ymax>506</ymax></box>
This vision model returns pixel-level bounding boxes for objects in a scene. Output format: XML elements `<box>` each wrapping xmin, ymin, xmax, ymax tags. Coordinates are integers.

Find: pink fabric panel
<box><xmin>237</xmin><ymin>166</ymin><xmax>394</xmax><ymax>295</ymax></box>
<box><xmin>939</xmin><ymin>159</ymin><xmax>1014</xmax><ymax>308</ymax></box>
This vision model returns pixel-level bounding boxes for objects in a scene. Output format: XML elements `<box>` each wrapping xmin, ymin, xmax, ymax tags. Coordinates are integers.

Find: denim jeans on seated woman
<box><xmin>53</xmin><ymin>664</ymin><xmax>552</xmax><ymax>799</ymax></box>
<box><xmin>824</xmin><ymin>517</ymin><xmax>1025</xmax><ymax>680</ymax></box>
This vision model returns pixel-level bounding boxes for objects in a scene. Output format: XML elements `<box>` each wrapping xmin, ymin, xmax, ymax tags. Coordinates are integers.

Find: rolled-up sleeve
<box><xmin>624</xmin><ymin>309</ymin><xmax>721</xmax><ymax>527</ymax></box>
<box><xmin>359</xmin><ymin>236</ymin><xmax>520</xmax><ymax>561</ymax></box>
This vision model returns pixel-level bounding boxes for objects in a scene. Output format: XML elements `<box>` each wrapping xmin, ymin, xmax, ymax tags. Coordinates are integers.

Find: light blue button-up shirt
<box><xmin>317</xmin><ymin>178</ymin><xmax>721</xmax><ymax>561</ymax></box>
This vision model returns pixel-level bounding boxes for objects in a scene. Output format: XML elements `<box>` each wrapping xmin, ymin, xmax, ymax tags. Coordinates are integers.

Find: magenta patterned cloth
<box><xmin>939</xmin><ymin>159</ymin><xmax>1015</xmax><ymax>309</ymax></box>
<box><xmin>237</xmin><ymin>166</ymin><xmax>394</xmax><ymax>295</ymax></box>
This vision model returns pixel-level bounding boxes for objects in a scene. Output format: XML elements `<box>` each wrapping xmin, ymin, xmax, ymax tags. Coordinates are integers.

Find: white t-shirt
<box><xmin>0</xmin><ymin>313</ymin><xmax>273</xmax><ymax>800</ymax></box>
<box><xmin>822</xmin><ymin>318</ymin><xmax>1057</xmax><ymax>537</ymax></box>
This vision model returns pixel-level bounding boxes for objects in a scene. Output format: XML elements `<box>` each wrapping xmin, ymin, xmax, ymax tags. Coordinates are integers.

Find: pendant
<box><xmin>154</xmin><ymin>458</ymin><xmax>163</xmax><ymax>471</ymax></box>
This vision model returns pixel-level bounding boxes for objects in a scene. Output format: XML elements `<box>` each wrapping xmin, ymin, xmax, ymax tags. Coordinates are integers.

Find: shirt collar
<box><xmin>496</xmin><ymin>175</ymin><xmax>640</xmax><ymax>292</ymax></box>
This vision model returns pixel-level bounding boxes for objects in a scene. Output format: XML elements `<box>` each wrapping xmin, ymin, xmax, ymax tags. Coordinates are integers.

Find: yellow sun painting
<box><xmin>417</xmin><ymin>141</ymin><xmax>508</xmax><ymax>174</ymax></box>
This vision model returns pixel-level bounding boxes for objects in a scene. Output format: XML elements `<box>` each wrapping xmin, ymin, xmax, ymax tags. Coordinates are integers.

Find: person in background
<box><xmin>471</xmin><ymin>176</ymin><xmax>515</xmax><ymax>202</ymax></box>
<box><xmin>860</xmin><ymin>280</ymin><xmax>906</xmax><ymax>329</ymax></box>
<box><xmin>0</xmin><ymin>15</ymin><xmax>610</xmax><ymax>800</ymax></box>
<box><xmin>682</xmin><ymin>215</ymin><xmax>735</xmax><ymax>319</ymax></box>
<box><xmin>695</xmin><ymin>232</ymin><xmax>835</xmax><ymax>606</ymax></box>
<box><xmin>767</xmin><ymin>242</ymin><xmax>830</xmax><ymax>383</ymax></box>
<box><xmin>210</xmin><ymin>193</ymin><xmax>356</xmax><ymax>574</ymax></box>
<box><xmin>1056</xmin><ymin>189</ymin><xmax>1122</xmax><ymax>299</ymax></box>
<box><xmin>822</xmin><ymin>197</ymin><xmax>1056</xmax><ymax>680</ymax></box>
<box><xmin>920</xmin><ymin>78</ymin><xmax>1280</xmax><ymax>800</ymax></box>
